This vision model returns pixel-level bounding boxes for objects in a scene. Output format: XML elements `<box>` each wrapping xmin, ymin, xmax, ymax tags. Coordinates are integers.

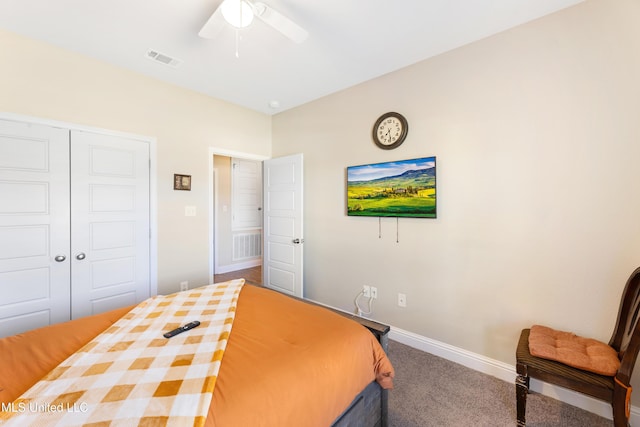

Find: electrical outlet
<box><xmin>371</xmin><ymin>286</ymin><xmax>378</xmax><ymax>299</ymax></box>
<box><xmin>363</xmin><ymin>285</ymin><xmax>371</xmax><ymax>298</ymax></box>
<box><xmin>398</xmin><ymin>293</ymin><xmax>407</xmax><ymax>307</ymax></box>
<box><xmin>180</xmin><ymin>281</ymin><xmax>188</xmax><ymax>291</ymax></box>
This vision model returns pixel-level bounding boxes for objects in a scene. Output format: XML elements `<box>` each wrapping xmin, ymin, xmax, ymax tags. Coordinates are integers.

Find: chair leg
<box><xmin>612</xmin><ymin>384</ymin><xmax>630</xmax><ymax>427</ymax></box>
<box><xmin>516</xmin><ymin>374</ymin><xmax>529</xmax><ymax>427</ymax></box>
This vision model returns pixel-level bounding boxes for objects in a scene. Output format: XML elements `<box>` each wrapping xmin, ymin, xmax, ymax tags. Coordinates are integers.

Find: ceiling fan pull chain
<box><xmin>235</xmin><ymin>0</ymin><xmax>242</xmax><ymax>58</ymax></box>
<box><xmin>235</xmin><ymin>28</ymin><xmax>240</xmax><ymax>58</ymax></box>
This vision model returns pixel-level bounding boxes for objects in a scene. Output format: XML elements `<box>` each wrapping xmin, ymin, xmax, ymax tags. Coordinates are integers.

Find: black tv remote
<box><xmin>163</xmin><ymin>321</ymin><xmax>201</xmax><ymax>338</ymax></box>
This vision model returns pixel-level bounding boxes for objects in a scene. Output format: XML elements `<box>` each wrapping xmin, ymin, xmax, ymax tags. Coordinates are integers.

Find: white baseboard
<box><xmin>389</xmin><ymin>326</ymin><xmax>640</xmax><ymax>424</ymax></box>
<box><xmin>389</xmin><ymin>326</ymin><xmax>515</xmax><ymax>383</ymax></box>
<box><xmin>215</xmin><ymin>259</ymin><xmax>261</xmax><ymax>274</ymax></box>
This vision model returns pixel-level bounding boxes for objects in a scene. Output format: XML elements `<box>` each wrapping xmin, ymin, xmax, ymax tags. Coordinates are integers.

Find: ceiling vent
<box><xmin>145</xmin><ymin>49</ymin><xmax>182</xmax><ymax>68</ymax></box>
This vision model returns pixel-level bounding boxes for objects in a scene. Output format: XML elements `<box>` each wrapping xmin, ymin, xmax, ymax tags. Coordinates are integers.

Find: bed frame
<box><xmin>310</xmin><ymin>303</ymin><xmax>391</xmax><ymax>427</ymax></box>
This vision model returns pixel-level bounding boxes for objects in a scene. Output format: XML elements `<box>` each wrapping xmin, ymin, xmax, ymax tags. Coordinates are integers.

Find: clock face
<box><xmin>372</xmin><ymin>112</ymin><xmax>408</xmax><ymax>149</ymax></box>
<box><xmin>377</xmin><ymin>117</ymin><xmax>403</xmax><ymax>145</ymax></box>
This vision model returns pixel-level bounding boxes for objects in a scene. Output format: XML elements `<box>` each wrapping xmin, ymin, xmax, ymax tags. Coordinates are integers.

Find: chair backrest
<box><xmin>608</xmin><ymin>266</ymin><xmax>640</xmax><ymax>382</ymax></box>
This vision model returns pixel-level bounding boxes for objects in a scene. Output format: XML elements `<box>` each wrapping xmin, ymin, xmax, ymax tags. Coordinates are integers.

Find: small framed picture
<box><xmin>174</xmin><ymin>174</ymin><xmax>191</xmax><ymax>191</ymax></box>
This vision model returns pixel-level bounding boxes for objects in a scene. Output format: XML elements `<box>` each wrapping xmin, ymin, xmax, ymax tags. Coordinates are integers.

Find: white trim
<box><xmin>0</xmin><ymin>112</ymin><xmax>153</xmax><ymax>144</ymax></box>
<box><xmin>215</xmin><ymin>259</ymin><xmax>262</xmax><ymax>275</ymax></box>
<box><xmin>209</xmin><ymin>168</ymin><xmax>218</xmax><ymax>284</ymax></box>
<box><xmin>209</xmin><ymin>147</ymin><xmax>269</xmax><ymax>162</ymax></box>
<box><xmin>0</xmin><ymin>112</ymin><xmax>158</xmax><ymax>297</ymax></box>
<box><xmin>389</xmin><ymin>326</ymin><xmax>515</xmax><ymax>382</ymax></box>
<box><xmin>148</xmin><ymin>137</ymin><xmax>158</xmax><ymax>296</ymax></box>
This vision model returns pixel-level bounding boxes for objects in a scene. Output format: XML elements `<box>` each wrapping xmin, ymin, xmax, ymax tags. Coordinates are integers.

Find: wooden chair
<box><xmin>516</xmin><ymin>266</ymin><xmax>640</xmax><ymax>427</ymax></box>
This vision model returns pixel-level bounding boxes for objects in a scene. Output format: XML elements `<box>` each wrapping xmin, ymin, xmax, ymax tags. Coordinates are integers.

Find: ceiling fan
<box><xmin>198</xmin><ymin>0</ymin><xmax>308</xmax><ymax>44</ymax></box>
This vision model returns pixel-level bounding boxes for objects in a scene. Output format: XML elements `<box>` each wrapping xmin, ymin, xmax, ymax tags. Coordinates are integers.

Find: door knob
<box><xmin>76</xmin><ymin>253</ymin><xmax>86</xmax><ymax>260</ymax></box>
<box><xmin>292</xmin><ymin>238</ymin><xmax>304</xmax><ymax>244</ymax></box>
<box><xmin>54</xmin><ymin>255</ymin><xmax>66</xmax><ymax>262</ymax></box>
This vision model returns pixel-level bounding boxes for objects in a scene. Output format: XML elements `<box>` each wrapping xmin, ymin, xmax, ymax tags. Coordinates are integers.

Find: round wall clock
<box><xmin>372</xmin><ymin>112</ymin><xmax>408</xmax><ymax>150</ymax></box>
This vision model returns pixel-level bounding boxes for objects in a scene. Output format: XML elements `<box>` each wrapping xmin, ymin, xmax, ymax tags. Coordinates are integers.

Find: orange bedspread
<box><xmin>0</xmin><ymin>285</ymin><xmax>394</xmax><ymax>426</ymax></box>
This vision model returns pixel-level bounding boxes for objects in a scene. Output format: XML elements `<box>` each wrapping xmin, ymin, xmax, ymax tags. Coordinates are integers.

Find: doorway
<box><xmin>209</xmin><ymin>149</ymin><xmax>267</xmax><ymax>286</ymax></box>
<box><xmin>208</xmin><ymin>150</ymin><xmax>304</xmax><ymax>297</ymax></box>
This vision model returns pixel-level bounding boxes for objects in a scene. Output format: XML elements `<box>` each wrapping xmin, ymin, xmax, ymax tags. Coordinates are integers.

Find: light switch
<box><xmin>185</xmin><ymin>206</ymin><xmax>197</xmax><ymax>216</ymax></box>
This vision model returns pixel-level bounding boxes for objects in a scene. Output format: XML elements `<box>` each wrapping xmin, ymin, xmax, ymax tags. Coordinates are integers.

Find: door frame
<box><xmin>0</xmin><ymin>112</ymin><xmax>159</xmax><ymax>296</ymax></box>
<box><xmin>208</xmin><ymin>147</ymin><xmax>268</xmax><ymax>284</ymax></box>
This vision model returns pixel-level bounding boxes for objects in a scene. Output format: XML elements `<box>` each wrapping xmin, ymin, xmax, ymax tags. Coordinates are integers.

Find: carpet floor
<box><xmin>387</xmin><ymin>340</ymin><xmax>612</xmax><ymax>426</ymax></box>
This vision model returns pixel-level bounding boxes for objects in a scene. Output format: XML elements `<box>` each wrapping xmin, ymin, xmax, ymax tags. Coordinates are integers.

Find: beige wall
<box><xmin>0</xmin><ymin>29</ymin><xmax>272</xmax><ymax>295</ymax></box>
<box><xmin>272</xmin><ymin>0</ymin><xmax>640</xmax><ymax>384</ymax></box>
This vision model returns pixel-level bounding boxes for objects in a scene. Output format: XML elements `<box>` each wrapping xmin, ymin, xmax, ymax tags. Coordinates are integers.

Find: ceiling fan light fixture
<box><xmin>221</xmin><ymin>0</ymin><xmax>254</xmax><ymax>28</ymax></box>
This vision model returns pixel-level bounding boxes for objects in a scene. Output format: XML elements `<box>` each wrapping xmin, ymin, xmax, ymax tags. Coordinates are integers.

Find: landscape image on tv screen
<box><xmin>347</xmin><ymin>156</ymin><xmax>436</xmax><ymax>218</ymax></box>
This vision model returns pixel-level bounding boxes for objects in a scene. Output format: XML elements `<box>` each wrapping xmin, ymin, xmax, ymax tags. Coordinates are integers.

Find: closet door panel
<box><xmin>70</xmin><ymin>130</ymin><xmax>150</xmax><ymax>319</ymax></box>
<box><xmin>0</xmin><ymin>120</ymin><xmax>71</xmax><ymax>338</ymax></box>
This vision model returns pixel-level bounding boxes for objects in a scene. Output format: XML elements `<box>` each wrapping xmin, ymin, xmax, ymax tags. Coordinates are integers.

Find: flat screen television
<box><xmin>347</xmin><ymin>156</ymin><xmax>436</xmax><ymax>218</ymax></box>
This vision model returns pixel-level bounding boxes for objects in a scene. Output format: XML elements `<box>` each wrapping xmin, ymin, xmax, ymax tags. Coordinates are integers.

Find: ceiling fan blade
<box><xmin>198</xmin><ymin>4</ymin><xmax>226</xmax><ymax>39</ymax></box>
<box><xmin>252</xmin><ymin>2</ymin><xmax>308</xmax><ymax>43</ymax></box>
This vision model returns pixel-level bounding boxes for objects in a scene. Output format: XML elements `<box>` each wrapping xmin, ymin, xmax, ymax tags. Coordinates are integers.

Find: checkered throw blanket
<box><xmin>0</xmin><ymin>279</ymin><xmax>244</xmax><ymax>427</ymax></box>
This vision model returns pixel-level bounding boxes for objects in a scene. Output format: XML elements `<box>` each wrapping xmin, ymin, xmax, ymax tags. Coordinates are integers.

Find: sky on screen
<box><xmin>347</xmin><ymin>157</ymin><xmax>435</xmax><ymax>182</ymax></box>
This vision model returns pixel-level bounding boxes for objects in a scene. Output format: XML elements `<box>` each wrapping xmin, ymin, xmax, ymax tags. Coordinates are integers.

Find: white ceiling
<box><xmin>0</xmin><ymin>0</ymin><xmax>583</xmax><ymax>115</ymax></box>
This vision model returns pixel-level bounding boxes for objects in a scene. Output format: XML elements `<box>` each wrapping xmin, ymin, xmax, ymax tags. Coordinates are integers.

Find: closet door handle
<box><xmin>76</xmin><ymin>253</ymin><xmax>86</xmax><ymax>261</ymax></box>
<box><xmin>54</xmin><ymin>255</ymin><xmax>66</xmax><ymax>262</ymax></box>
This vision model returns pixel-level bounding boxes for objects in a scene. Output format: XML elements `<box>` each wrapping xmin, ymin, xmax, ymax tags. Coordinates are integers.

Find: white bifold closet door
<box><xmin>0</xmin><ymin>120</ymin><xmax>71</xmax><ymax>337</ymax></box>
<box><xmin>0</xmin><ymin>119</ymin><xmax>150</xmax><ymax>338</ymax></box>
<box><xmin>69</xmin><ymin>130</ymin><xmax>150</xmax><ymax>319</ymax></box>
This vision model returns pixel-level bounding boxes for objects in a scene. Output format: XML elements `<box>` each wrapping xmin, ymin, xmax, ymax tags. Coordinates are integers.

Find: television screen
<box><xmin>347</xmin><ymin>156</ymin><xmax>436</xmax><ymax>218</ymax></box>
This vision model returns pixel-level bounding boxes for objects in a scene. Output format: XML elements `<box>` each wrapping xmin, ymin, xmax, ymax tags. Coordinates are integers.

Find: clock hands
<box><xmin>382</xmin><ymin>128</ymin><xmax>393</xmax><ymax>144</ymax></box>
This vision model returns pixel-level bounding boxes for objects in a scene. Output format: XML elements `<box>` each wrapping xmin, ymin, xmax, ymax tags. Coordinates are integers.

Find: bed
<box><xmin>0</xmin><ymin>281</ymin><xmax>394</xmax><ymax>426</ymax></box>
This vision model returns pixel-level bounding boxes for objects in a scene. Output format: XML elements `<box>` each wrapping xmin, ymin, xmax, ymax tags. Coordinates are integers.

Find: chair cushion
<box><xmin>528</xmin><ymin>325</ymin><xmax>620</xmax><ymax>376</ymax></box>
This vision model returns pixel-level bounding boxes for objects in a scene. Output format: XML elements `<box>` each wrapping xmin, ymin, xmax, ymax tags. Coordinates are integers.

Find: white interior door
<box><xmin>263</xmin><ymin>154</ymin><xmax>303</xmax><ymax>297</ymax></box>
<box><xmin>232</xmin><ymin>157</ymin><xmax>263</xmax><ymax>230</ymax></box>
<box><xmin>0</xmin><ymin>120</ymin><xmax>71</xmax><ymax>337</ymax></box>
<box><xmin>70</xmin><ymin>130</ymin><xmax>150</xmax><ymax>318</ymax></box>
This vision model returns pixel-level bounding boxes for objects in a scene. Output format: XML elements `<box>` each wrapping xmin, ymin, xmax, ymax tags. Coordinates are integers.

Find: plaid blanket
<box><xmin>0</xmin><ymin>279</ymin><xmax>244</xmax><ymax>427</ymax></box>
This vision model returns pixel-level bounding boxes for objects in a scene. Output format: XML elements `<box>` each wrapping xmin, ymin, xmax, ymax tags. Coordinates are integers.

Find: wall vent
<box><xmin>233</xmin><ymin>232</ymin><xmax>262</xmax><ymax>261</ymax></box>
<box><xmin>145</xmin><ymin>49</ymin><xmax>183</xmax><ymax>68</ymax></box>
